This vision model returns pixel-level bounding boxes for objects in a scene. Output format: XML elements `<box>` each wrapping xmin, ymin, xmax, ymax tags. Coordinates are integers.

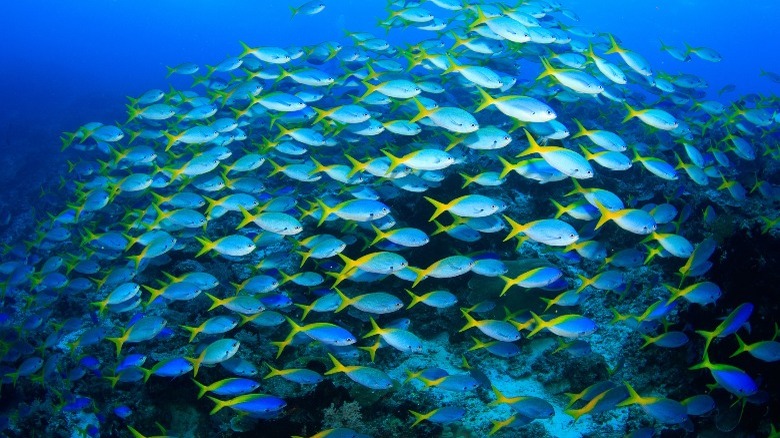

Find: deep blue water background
<box><xmin>0</xmin><ymin>0</ymin><xmax>777</xmax><ymax>209</ymax></box>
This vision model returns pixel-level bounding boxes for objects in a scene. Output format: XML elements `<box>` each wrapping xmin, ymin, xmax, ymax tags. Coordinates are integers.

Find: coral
<box><xmin>321</xmin><ymin>401</ymin><xmax>367</xmax><ymax>432</ymax></box>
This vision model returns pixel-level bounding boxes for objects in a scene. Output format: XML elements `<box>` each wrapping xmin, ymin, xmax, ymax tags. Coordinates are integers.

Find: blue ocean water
<box><xmin>1</xmin><ymin>0</ymin><xmax>777</xmax><ymax>214</ymax></box>
<box><xmin>0</xmin><ymin>0</ymin><xmax>778</xmax><ymax>437</ymax></box>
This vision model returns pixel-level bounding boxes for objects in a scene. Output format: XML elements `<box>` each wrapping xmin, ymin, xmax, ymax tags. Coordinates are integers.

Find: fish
<box><xmin>503</xmin><ymin>216</ymin><xmax>579</xmax><ymax>247</ymax></box>
<box><xmin>459</xmin><ymin>309</ymin><xmax>521</xmax><ymax>342</ymax></box>
<box><xmin>185</xmin><ymin>338</ymin><xmax>241</xmax><ymax>376</ymax></box>
<box><xmin>191</xmin><ymin>377</ymin><xmax>260</xmax><ymax>399</ymax></box>
<box><xmin>264</xmin><ymin>363</ymin><xmax>323</xmax><ymax>385</ymax></box>
<box><xmin>409</xmin><ymin>406</ymin><xmax>465</xmax><ymax>427</ymax></box>
<box><xmin>363</xmin><ymin>317</ymin><xmax>423</xmax><ymax>354</ymax></box>
<box><xmin>290</xmin><ymin>1</ymin><xmax>326</xmax><ymax>17</ymax></box>
<box><xmin>491</xmin><ymin>385</ymin><xmax>555</xmax><ymax>419</ymax></box>
<box><xmin>616</xmin><ymin>382</ymin><xmax>688</xmax><ymax>424</ymax></box>
<box><xmin>405</xmin><ymin>289</ymin><xmax>457</xmax><ymax>309</ymax></box>
<box><xmin>499</xmin><ymin>266</ymin><xmax>563</xmax><ymax>296</ymax></box>
<box><xmin>180</xmin><ymin>315</ymin><xmax>239</xmax><ymax>342</ymax></box>
<box><xmin>273</xmin><ymin>317</ymin><xmax>356</xmax><ymax>357</ymax></box>
<box><xmin>324</xmin><ymin>354</ymin><xmax>393</xmax><ymax>390</ymax></box>
<box><xmin>207</xmin><ymin>393</ymin><xmax>286</xmax><ymax>416</ymax></box>
<box><xmin>334</xmin><ymin>288</ymin><xmax>404</xmax><ymax>314</ymax></box>
<box><xmin>194</xmin><ymin>234</ymin><xmax>256</xmax><ymax>257</ymax></box>
<box><xmin>730</xmin><ymin>334</ymin><xmax>780</xmax><ymax>362</ymax></box>
<box><xmin>6</xmin><ymin>1</ymin><xmax>778</xmax><ymax>436</ymax></box>
<box><xmin>689</xmin><ymin>352</ymin><xmax>758</xmax><ymax>397</ymax></box>
<box><xmin>527</xmin><ymin>312</ymin><xmax>597</xmax><ymax>339</ymax></box>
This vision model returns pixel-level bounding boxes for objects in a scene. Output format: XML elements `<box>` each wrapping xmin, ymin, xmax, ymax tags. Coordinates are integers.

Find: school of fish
<box><xmin>1</xmin><ymin>0</ymin><xmax>779</xmax><ymax>437</ymax></box>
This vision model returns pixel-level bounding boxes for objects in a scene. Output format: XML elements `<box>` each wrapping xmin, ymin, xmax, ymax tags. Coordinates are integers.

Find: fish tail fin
<box><xmin>363</xmin><ymin>316</ymin><xmax>382</xmax><ymax>339</ymax></box>
<box><xmin>270</xmin><ymin>337</ymin><xmax>292</xmax><ymax>359</ymax></box>
<box><xmin>409</xmin><ymin>97</ymin><xmax>431</xmax><ymax>123</ymax></box>
<box><xmin>125</xmin><ymin>105</ymin><xmax>141</xmax><ymax>123</ymax></box>
<box><xmin>550</xmin><ymin>198</ymin><xmax>567</xmax><ymax>219</ymax></box>
<box><xmin>409</xmin><ymin>410</ymin><xmax>428</xmax><ymax>428</ymax></box>
<box><xmin>639</xmin><ymin>334</ymin><xmax>654</xmax><ymax>349</ymax></box>
<box><xmin>730</xmin><ymin>334</ymin><xmax>748</xmax><ymax>358</ymax></box>
<box><xmin>381</xmin><ymin>149</ymin><xmax>404</xmax><ymax>174</ymax></box>
<box><xmin>408</xmin><ymin>266</ymin><xmax>426</xmax><ymax>288</ymax></box>
<box><xmin>468</xmin><ymin>336</ymin><xmax>487</xmax><ymax>352</ymax></box>
<box><xmin>575</xmin><ymin>274</ymin><xmax>590</xmax><ymax>293</ymax></box>
<box><xmin>405</xmin><ymin>289</ymin><xmax>422</xmax><ymax>309</ymax></box>
<box><xmin>459</xmin><ymin>308</ymin><xmax>478</xmax><ymax>332</ymax></box>
<box><xmin>142</xmin><ymin>284</ymin><xmax>164</xmax><ymax>308</ymax></box>
<box><xmin>615</xmin><ymin>381</ymin><xmax>640</xmax><ymax>407</ymax></box>
<box><xmin>273</xmin><ymin>123</ymin><xmax>291</xmax><ymax>141</ymax></box>
<box><xmin>662</xmin><ymin>283</ymin><xmax>681</xmax><ymax>306</ymax></box>
<box><xmin>488</xmin><ymin>416</ymin><xmax>515</xmax><ymax>436</ymax></box>
<box><xmin>474</xmin><ymin>86</ymin><xmax>495</xmax><ymax>112</ymax></box>
<box><xmin>236</xmin><ymin>206</ymin><xmax>256</xmax><ymax>230</ymax></box>
<box><xmin>691</xmin><ymin>338</ymin><xmax>714</xmax><ymax>364</ymax></box>
<box><xmin>497</xmin><ymin>156</ymin><xmax>516</xmax><ymax>179</ymax></box>
<box><xmin>162</xmin><ymin>131</ymin><xmax>180</xmax><ymax>152</ymax></box>
<box><xmin>238</xmin><ymin>40</ymin><xmax>255</xmax><ymax>58</ymax></box>
<box><xmin>90</xmin><ymin>299</ymin><xmax>108</xmax><ymax>317</ymax></box>
<box><xmin>431</xmin><ymin>220</ymin><xmax>450</xmax><ymax>236</ymax></box>
<box><xmin>609</xmin><ymin>307</ymin><xmax>628</xmax><ymax>324</ymax></box>
<box><xmin>205</xmin><ymin>292</ymin><xmax>223</xmax><ymax>312</ymax></box>
<box><xmin>403</xmin><ymin>369</ymin><xmax>423</xmax><ymax>384</ymax></box>
<box><xmin>570</xmin><ymin>118</ymin><xmax>588</xmax><ymax>139</ymax></box>
<box><xmin>490</xmin><ymin>384</ymin><xmax>507</xmax><ymax>405</ymax></box>
<box><xmin>180</xmin><ymin>325</ymin><xmax>200</xmax><ymax>343</ymax></box>
<box><xmin>315</xmin><ymin>198</ymin><xmax>334</xmax><ymax>227</ymax></box>
<box><xmin>106</xmin><ymin>334</ymin><xmax>126</xmax><ymax>357</ymax></box>
<box><xmin>604</xmin><ymin>34</ymin><xmax>622</xmax><ymax>54</ymax></box>
<box><xmin>335</xmin><ymin>253</ymin><xmax>356</xmax><ymax>279</ymax></box>
<box><xmin>498</xmin><ymin>275</ymin><xmax>515</xmax><ymax>297</ymax></box>
<box><xmin>592</xmin><ymin>200</ymin><xmax>612</xmax><ymax>230</ymax></box>
<box><xmin>206</xmin><ymin>396</ymin><xmax>227</xmax><ymax>415</ymax></box>
<box><xmin>536</xmin><ymin>57</ymin><xmax>556</xmax><ymax>80</ymax></box>
<box><xmin>501</xmin><ymin>214</ymin><xmax>525</xmax><ymax>242</ymax></box>
<box><xmin>333</xmin><ymin>287</ymin><xmax>352</xmax><ymax>313</ymax></box>
<box><xmin>185</xmin><ymin>356</ymin><xmax>203</xmax><ymax>377</ymax></box>
<box><xmin>191</xmin><ymin>378</ymin><xmax>208</xmax><ymax>399</ymax></box>
<box><xmin>468</xmin><ymin>5</ymin><xmax>490</xmax><ymax>28</ymax></box>
<box><xmin>194</xmin><ymin>236</ymin><xmax>213</xmax><ymax>258</ymax></box>
<box><xmin>526</xmin><ymin>311</ymin><xmax>546</xmax><ymax>338</ymax></box>
<box><xmin>459</xmin><ymin>172</ymin><xmax>476</xmax><ymax>189</ymax></box>
<box><xmin>238</xmin><ymin>313</ymin><xmax>258</xmax><ymax>327</ymax></box>
<box><xmin>344</xmin><ymin>154</ymin><xmax>367</xmax><ymax>179</ymax></box>
<box><xmin>266</xmin><ymin>158</ymin><xmax>286</xmax><ymax>177</ymax></box>
<box><xmin>103</xmin><ymin>374</ymin><xmax>120</xmax><ymax>389</ymax></box>
<box><xmin>424</xmin><ymin>196</ymin><xmax>448</xmax><ymax>222</ymax></box>
<box><xmin>293</xmin><ymin>302</ymin><xmax>314</xmax><ymax>321</ymax></box>
<box><xmin>441</xmin><ymin>54</ymin><xmax>460</xmax><ymax>75</ymax></box>
<box><xmin>540</xmin><ymin>296</ymin><xmax>557</xmax><ymax>312</ymax></box>
<box><xmin>310</xmin><ymin>106</ymin><xmax>331</xmax><ymax>125</ymax></box>
<box><xmin>296</xmin><ymin>250</ymin><xmax>312</xmax><ymax>269</ymax></box>
<box><xmin>263</xmin><ymin>361</ymin><xmax>281</xmax><ymax>379</ymax></box>
<box><xmin>369</xmin><ymin>223</ymin><xmax>386</xmax><ymax>247</ymax></box>
<box><xmin>359</xmin><ymin>80</ymin><xmax>378</xmax><ymax>100</ymax></box>
<box><xmin>622</xmin><ymin>102</ymin><xmax>639</xmax><ymax>123</ymax></box>
<box><xmin>517</xmin><ymin>128</ymin><xmax>542</xmax><ymax>157</ymax></box>
<box><xmin>324</xmin><ymin>353</ymin><xmax>346</xmax><ymax>376</ymax></box>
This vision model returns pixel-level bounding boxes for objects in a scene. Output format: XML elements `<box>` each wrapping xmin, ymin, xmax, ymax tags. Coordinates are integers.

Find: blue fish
<box><xmin>113</xmin><ymin>405</ymin><xmax>132</xmax><ymax>419</ymax></box>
